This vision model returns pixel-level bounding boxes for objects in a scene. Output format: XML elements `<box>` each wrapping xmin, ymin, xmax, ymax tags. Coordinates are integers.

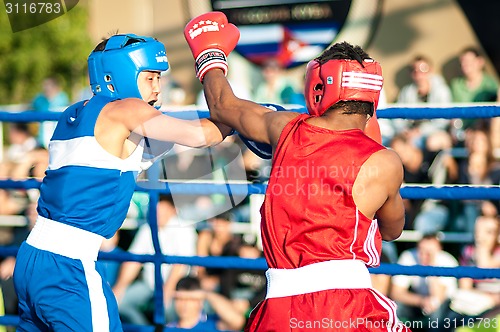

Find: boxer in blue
<box><xmin>13</xmin><ymin>34</ymin><xmax>232</xmax><ymax>331</ymax></box>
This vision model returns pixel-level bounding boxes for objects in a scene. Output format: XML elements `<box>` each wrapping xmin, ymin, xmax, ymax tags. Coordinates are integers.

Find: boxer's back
<box><xmin>261</xmin><ymin>114</ymin><xmax>386</xmax><ymax>269</ymax></box>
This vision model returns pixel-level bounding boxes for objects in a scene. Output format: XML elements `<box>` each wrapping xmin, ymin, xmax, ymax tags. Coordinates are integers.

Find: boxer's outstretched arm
<box><xmin>105</xmin><ymin>98</ymin><xmax>232</xmax><ymax>148</ymax></box>
<box><xmin>203</xmin><ymin>69</ymin><xmax>298</xmax><ymax>146</ymax></box>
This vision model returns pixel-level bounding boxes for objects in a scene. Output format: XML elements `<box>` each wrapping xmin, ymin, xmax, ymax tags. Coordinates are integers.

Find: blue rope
<box><xmin>1</xmin><ymin>104</ymin><xmax>500</xmax><ymax>122</ymax></box>
<box><xmin>1</xmin><ymin>180</ymin><xmax>499</xmax><ymax>200</ymax></box>
<box><xmin>0</xmin><ymin>246</ymin><xmax>497</xmax><ymax>279</ymax></box>
<box><xmin>158</xmin><ymin>105</ymin><xmax>500</xmax><ymax>120</ymax></box>
<box><xmin>370</xmin><ymin>264</ymin><xmax>500</xmax><ymax>279</ymax></box>
<box><xmin>0</xmin><ymin>110</ymin><xmax>62</xmax><ymax>122</ymax></box>
<box><xmin>377</xmin><ymin>104</ymin><xmax>500</xmax><ymax>119</ymax></box>
<box><xmin>400</xmin><ymin>185</ymin><xmax>500</xmax><ymax>200</ymax></box>
<box><xmin>0</xmin><ymin>315</ymin><xmax>230</xmax><ymax>331</ymax></box>
<box><xmin>135</xmin><ymin>181</ymin><xmax>266</xmax><ymax>195</ymax></box>
<box><xmin>0</xmin><ymin>315</ymin><xmax>18</xmax><ymax>326</ymax></box>
<box><xmin>0</xmin><ymin>179</ymin><xmax>41</xmax><ymax>189</ymax></box>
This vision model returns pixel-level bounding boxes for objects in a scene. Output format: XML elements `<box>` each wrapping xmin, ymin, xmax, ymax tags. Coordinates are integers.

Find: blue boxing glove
<box><xmin>237</xmin><ymin>103</ymin><xmax>286</xmax><ymax>159</ymax></box>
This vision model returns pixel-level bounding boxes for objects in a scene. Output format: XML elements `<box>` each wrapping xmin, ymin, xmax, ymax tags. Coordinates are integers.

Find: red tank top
<box><xmin>261</xmin><ymin>114</ymin><xmax>386</xmax><ymax>269</ymax></box>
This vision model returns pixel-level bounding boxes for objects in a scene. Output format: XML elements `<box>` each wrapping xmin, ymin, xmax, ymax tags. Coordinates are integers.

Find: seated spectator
<box><xmin>74</xmin><ymin>72</ymin><xmax>93</xmax><ymax>103</ymax></box>
<box><xmin>390</xmin><ymin>133</ymin><xmax>455</xmax><ymax>232</ymax></box>
<box><xmin>0</xmin><ymin>123</ymin><xmax>42</xmax><ymax>216</ymax></box>
<box><xmin>481</xmin><ymin>201</ymin><xmax>499</xmax><ymax>219</ymax></box>
<box><xmin>219</xmin><ymin>235</ymin><xmax>266</xmax><ymax>316</ymax></box>
<box><xmin>31</xmin><ymin>77</ymin><xmax>69</xmax><ymax>112</ymax></box>
<box><xmin>112</xmin><ymin>194</ymin><xmax>197</xmax><ymax>325</ymax></box>
<box><xmin>0</xmin><ymin>123</ymin><xmax>38</xmax><ymax>171</ymax></box>
<box><xmin>398</xmin><ymin>55</ymin><xmax>452</xmax><ymax>104</ymax></box>
<box><xmin>0</xmin><ymin>195</ymin><xmax>38</xmax><ymax>318</ymax></box>
<box><xmin>390</xmin><ymin>133</ymin><xmax>427</xmax><ymax>229</ymax></box>
<box><xmin>396</xmin><ymin>55</ymin><xmax>452</xmax><ymax>138</ymax></box>
<box><xmin>7</xmin><ymin>147</ymin><xmax>48</xmax><ymax>181</ymax></box>
<box><xmin>413</xmin><ymin>131</ymin><xmax>458</xmax><ymax>234</ymax></box>
<box><xmin>31</xmin><ymin>76</ymin><xmax>69</xmax><ymax>147</ymax></box>
<box><xmin>196</xmin><ymin>212</ymin><xmax>235</xmax><ymax>292</ymax></box>
<box><xmin>492</xmin><ymin>90</ymin><xmax>500</xmax><ymax>153</ymax></box>
<box><xmin>160</xmin><ymin>72</ymin><xmax>188</xmax><ymax>108</ymax></box>
<box><xmin>451</xmin><ymin>47</ymin><xmax>498</xmax><ymax>104</ymax></box>
<box><xmin>167</xmin><ymin>276</ymin><xmax>245</xmax><ymax>331</ymax></box>
<box><xmin>450</xmin><ymin>47</ymin><xmax>498</xmax><ymax>135</ymax></box>
<box><xmin>253</xmin><ymin>58</ymin><xmax>303</xmax><ymax>106</ymax></box>
<box><xmin>449</xmin><ymin>215</ymin><xmax>500</xmax><ymax>321</ymax></box>
<box><xmin>455</xmin><ymin>128</ymin><xmax>500</xmax><ymax>232</ymax></box>
<box><xmin>391</xmin><ymin>234</ymin><xmax>458</xmax><ymax>330</ymax></box>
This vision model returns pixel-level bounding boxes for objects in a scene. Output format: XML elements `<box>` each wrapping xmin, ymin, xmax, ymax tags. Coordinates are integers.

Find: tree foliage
<box><xmin>0</xmin><ymin>3</ymin><xmax>92</xmax><ymax>105</ymax></box>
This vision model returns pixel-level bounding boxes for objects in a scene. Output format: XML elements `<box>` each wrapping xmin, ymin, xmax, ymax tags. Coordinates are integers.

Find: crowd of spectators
<box><xmin>0</xmin><ymin>45</ymin><xmax>498</xmax><ymax>331</ymax></box>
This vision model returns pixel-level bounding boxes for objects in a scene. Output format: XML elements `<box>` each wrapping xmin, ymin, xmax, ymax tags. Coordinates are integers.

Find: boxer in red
<box><xmin>184</xmin><ymin>12</ymin><xmax>410</xmax><ymax>332</ymax></box>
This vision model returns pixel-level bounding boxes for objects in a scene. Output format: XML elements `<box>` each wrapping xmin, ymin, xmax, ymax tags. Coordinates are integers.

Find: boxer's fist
<box><xmin>184</xmin><ymin>12</ymin><xmax>240</xmax><ymax>82</ymax></box>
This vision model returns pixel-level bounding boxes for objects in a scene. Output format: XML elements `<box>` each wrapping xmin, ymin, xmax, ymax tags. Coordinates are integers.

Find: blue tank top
<box><xmin>37</xmin><ymin>96</ymin><xmax>146</xmax><ymax>238</ymax></box>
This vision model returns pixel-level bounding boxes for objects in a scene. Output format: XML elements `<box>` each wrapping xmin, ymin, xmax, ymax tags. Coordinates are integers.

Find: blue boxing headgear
<box><xmin>87</xmin><ymin>34</ymin><xmax>169</xmax><ymax>99</ymax></box>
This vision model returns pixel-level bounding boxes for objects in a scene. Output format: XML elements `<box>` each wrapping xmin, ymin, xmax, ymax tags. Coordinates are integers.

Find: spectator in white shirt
<box><xmin>391</xmin><ymin>233</ymin><xmax>458</xmax><ymax>330</ymax></box>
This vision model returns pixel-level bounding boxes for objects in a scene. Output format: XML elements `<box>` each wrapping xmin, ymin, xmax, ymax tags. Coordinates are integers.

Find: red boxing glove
<box><xmin>184</xmin><ymin>11</ymin><xmax>240</xmax><ymax>82</ymax></box>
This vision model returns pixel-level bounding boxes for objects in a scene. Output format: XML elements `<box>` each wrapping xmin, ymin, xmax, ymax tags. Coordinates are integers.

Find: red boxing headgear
<box><xmin>304</xmin><ymin>59</ymin><xmax>383</xmax><ymax>117</ymax></box>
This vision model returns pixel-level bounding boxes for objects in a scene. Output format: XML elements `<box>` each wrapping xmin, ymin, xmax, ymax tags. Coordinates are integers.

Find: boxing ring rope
<box><xmin>1</xmin><ymin>102</ymin><xmax>500</xmax><ymax>122</ymax></box>
<box><xmin>0</xmin><ymin>104</ymin><xmax>499</xmax><ymax>330</ymax></box>
<box><xmin>0</xmin><ymin>245</ymin><xmax>498</xmax><ymax>278</ymax></box>
<box><xmin>1</xmin><ymin>179</ymin><xmax>500</xmax><ymax>200</ymax></box>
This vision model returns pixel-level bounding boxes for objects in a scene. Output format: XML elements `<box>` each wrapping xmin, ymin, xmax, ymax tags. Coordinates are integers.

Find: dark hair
<box><xmin>44</xmin><ymin>76</ymin><xmax>62</xmax><ymax>87</ymax></box>
<box><xmin>420</xmin><ymin>232</ymin><xmax>441</xmax><ymax>242</ymax></box>
<box><xmin>316</xmin><ymin>41</ymin><xmax>370</xmax><ymax>66</ymax></box>
<box><xmin>10</xmin><ymin>122</ymin><xmax>30</xmax><ymax>134</ymax></box>
<box><xmin>176</xmin><ymin>276</ymin><xmax>201</xmax><ymax>291</ymax></box>
<box><xmin>159</xmin><ymin>194</ymin><xmax>175</xmax><ymax>206</ymax></box>
<box><xmin>93</xmin><ymin>39</ymin><xmax>109</xmax><ymax>52</ymax></box>
<box><xmin>390</xmin><ymin>133</ymin><xmax>409</xmax><ymax>146</ymax></box>
<box><xmin>211</xmin><ymin>211</ymin><xmax>234</xmax><ymax>222</ymax></box>
<box><xmin>410</xmin><ymin>55</ymin><xmax>432</xmax><ymax>72</ymax></box>
<box><xmin>461</xmin><ymin>46</ymin><xmax>483</xmax><ymax>58</ymax></box>
<box><xmin>315</xmin><ymin>42</ymin><xmax>375</xmax><ymax>117</ymax></box>
<box><xmin>92</xmin><ymin>34</ymin><xmax>145</xmax><ymax>53</ymax></box>
<box><xmin>333</xmin><ymin>101</ymin><xmax>374</xmax><ymax>117</ymax></box>
<box><xmin>412</xmin><ymin>55</ymin><xmax>431</xmax><ymax>65</ymax></box>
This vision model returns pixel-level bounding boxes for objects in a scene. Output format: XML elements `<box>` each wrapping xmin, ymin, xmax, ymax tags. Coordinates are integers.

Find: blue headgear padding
<box><xmin>88</xmin><ymin>34</ymin><xmax>169</xmax><ymax>100</ymax></box>
<box><xmin>237</xmin><ymin>104</ymin><xmax>287</xmax><ymax>160</ymax></box>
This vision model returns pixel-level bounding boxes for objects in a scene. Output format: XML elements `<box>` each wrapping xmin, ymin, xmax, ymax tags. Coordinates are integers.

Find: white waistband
<box><xmin>26</xmin><ymin>216</ymin><xmax>104</xmax><ymax>261</ymax></box>
<box><xmin>265</xmin><ymin>260</ymin><xmax>372</xmax><ymax>299</ymax></box>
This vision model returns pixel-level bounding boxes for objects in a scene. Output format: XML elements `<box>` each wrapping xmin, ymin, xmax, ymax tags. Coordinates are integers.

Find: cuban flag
<box><xmin>236</xmin><ymin>22</ymin><xmax>339</xmax><ymax>68</ymax></box>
